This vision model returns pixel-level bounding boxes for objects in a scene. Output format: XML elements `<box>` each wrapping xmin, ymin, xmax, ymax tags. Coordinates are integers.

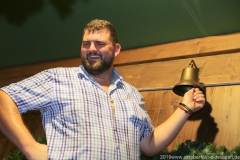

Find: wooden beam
<box><xmin>115</xmin><ymin>32</ymin><xmax>240</xmax><ymax>66</ymax></box>
<box><xmin>115</xmin><ymin>52</ymin><xmax>240</xmax><ymax>89</ymax></box>
<box><xmin>0</xmin><ymin>77</ymin><xmax>27</xmax><ymax>88</ymax></box>
<box><xmin>0</xmin><ymin>58</ymin><xmax>81</xmax><ymax>80</ymax></box>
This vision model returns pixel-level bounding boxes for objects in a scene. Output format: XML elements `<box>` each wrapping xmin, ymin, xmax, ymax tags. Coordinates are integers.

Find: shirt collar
<box><xmin>78</xmin><ymin>65</ymin><xmax>123</xmax><ymax>86</ymax></box>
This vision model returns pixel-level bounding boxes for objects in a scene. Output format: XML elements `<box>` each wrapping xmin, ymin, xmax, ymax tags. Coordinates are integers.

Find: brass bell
<box><xmin>173</xmin><ymin>60</ymin><xmax>204</xmax><ymax>96</ymax></box>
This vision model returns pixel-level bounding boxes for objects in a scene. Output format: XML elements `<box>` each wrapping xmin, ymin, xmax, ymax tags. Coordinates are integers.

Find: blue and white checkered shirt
<box><xmin>1</xmin><ymin>65</ymin><xmax>154</xmax><ymax>160</ymax></box>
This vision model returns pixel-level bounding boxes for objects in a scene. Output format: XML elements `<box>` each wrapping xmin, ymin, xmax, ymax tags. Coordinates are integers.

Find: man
<box><xmin>0</xmin><ymin>19</ymin><xmax>205</xmax><ymax>159</ymax></box>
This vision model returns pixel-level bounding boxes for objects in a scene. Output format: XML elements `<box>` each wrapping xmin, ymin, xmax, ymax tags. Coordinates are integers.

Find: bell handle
<box><xmin>189</xmin><ymin>60</ymin><xmax>202</xmax><ymax>74</ymax></box>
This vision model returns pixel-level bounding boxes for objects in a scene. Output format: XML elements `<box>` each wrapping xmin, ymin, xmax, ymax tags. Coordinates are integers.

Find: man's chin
<box><xmin>89</xmin><ymin>63</ymin><xmax>102</xmax><ymax>69</ymax></box>
<box><xmin>87</xmin><ymin>59</ymin><xmax>102</xmax><ymax>65</ymax></box>
<box><xmin>84</xmin><ymin>63</ymin><xmax>103</xmax><ymax>72</ymax></box>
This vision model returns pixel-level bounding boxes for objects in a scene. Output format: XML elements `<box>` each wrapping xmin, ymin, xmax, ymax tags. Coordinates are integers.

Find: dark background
<box><xmin>1</xmin><ymin>0</ymin><xmax>240</xmax><ymax>68</ymax></box>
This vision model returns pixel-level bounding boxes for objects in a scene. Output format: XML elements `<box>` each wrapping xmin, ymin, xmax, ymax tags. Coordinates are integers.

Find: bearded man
<box><xmin>0</xmin><ymin>19</ymin><xmax>205</xmax><ymax>160</ymax></box>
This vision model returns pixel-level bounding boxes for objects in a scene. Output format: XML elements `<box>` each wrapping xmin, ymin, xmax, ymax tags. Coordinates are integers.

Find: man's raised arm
<box><xmin>140</xmin><ymin>88</ymin><xmax>205</xmax><ymax>156</ymax></box>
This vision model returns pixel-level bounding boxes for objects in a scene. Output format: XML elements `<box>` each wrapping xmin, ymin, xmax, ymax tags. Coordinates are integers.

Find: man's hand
<box><xmin>182</xmin><ymin>88</ymin><xmax>205</xmax><ymax>113</ymax></box>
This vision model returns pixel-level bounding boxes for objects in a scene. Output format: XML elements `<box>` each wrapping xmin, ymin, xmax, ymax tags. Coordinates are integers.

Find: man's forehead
<box><xmin>84</xmin><ymin>29</ymin><xmax>110</xmax><ymax>35</ymax></box>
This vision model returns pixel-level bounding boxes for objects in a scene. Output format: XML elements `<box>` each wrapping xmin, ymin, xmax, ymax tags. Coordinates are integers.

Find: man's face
<box><xmin>81</xmin><ymin>29</ymin><xmax>115</xmax><ymax>75</ymax></box>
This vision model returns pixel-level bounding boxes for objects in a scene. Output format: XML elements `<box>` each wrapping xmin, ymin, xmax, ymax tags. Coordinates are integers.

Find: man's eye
<box><xmin>96</xmin><ymin>42</ymin><xmax>106</xmax><ymax>46</ymax></box>
<box><xmin>83</xmin><ymin>43</ymin><xmax>90</xmax><ymax>45</ymax></box>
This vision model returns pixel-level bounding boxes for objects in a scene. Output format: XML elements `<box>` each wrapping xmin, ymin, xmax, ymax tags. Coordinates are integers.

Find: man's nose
<box><xmin>89</xmin><ymin>42</ymin><xmax>97</xmax><ymax>50</ymax></box>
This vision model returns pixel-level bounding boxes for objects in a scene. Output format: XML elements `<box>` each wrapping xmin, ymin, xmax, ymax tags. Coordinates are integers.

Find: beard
<box><xmin>81</xmin><ymin>52</ymin><xmax>114</xmax><ymax>76</ymax></box>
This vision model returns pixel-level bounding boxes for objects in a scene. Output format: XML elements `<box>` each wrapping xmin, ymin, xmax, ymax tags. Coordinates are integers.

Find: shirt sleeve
<box><xmin>134</xmin><ymin>89</ymin><xmax>155</xmax><ymax>140</ymax></box>
<box><xmin>1</xmin><ymin>69</ymin><xmax>53</xmax><ymax>114</ymax></box>
<box><xmin>139</xmin><ymin>99</ymin><xmax>154</xmax><ymax>140</ymax></box>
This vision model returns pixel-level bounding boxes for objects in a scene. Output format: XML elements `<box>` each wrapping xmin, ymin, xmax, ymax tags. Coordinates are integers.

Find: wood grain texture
<box><xmin>141</xmin><ymin>85</ymin><xmax>240</xmax><ymax>151</ymax></box>
<box><xmin>115</xmin><ymin>32</ymin><xmax>240</xmax><ymax>66</ymax></box>
<box><xmin>0</xmin><ymin>58</ymin><xmax>81</xmax><ymax>80</ymax></box>
<box><xmin>116</xmin><ymin>52</ymin><xmax>240</xmax><ymax>90</ymax></box>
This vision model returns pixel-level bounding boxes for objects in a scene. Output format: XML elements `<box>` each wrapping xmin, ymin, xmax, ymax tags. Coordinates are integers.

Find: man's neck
<box><xmin>90</xmin><ymin>69</ymin><xmax>113</xmax><ymax>92</ymax></box>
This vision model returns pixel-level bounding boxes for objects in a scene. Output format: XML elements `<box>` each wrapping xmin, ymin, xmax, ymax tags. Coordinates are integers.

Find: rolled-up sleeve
<box><xmin>1</xmin><ymin>69</ymin><xmax>53</xmax><ymax>114</ymax></box>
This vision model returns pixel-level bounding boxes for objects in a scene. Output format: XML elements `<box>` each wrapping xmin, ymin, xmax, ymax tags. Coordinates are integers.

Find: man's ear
<box><xmin>114</xmin><ymin>43</ymin><xmax>121</xmax><ymax>57</ymax></box>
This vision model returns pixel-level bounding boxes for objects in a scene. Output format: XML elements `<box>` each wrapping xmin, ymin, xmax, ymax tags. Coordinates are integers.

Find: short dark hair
<box><xmin>83</xmin><ymin>19</ymin><xmax>118</xmax><ymax>45</ymax></box>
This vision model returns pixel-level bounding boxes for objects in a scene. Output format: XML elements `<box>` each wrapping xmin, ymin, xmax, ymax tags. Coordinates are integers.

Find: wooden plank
<box><xmin>0</xmin><ymin>58</ymin><xmax>81</xmax><ymax>80</ymax></box>
<box><xmin>115</xmin><ymin>32</ymin><xmax>240</xmax><ymax>65</ymax></box>
<box><xmin>115</xmin><ymin>52</ymin><xmax>240</xmax><ymax>90</ymax></box>
<box><xmin>207</xmin><ymin>86</ymin><xmax>240</xmax><ymax>149</ymax></box>
<box><xmin>1</xmin><ymin>32</ymin><xmax>240</xmax><ymax>80</ymax></box>
<box><xmin>0</xmin><ymin>77</ymin><xmax>28</xmax><ymax>88</ymax></box>
<box><xmin>141</xmin><ymin>85</ymin><xmax>240</xmax><ymax>151</ymax></box>
<box><xmin>141</xmin><ymin>89</ymin><xmax>202</xmax><ymax>151</ymax></box>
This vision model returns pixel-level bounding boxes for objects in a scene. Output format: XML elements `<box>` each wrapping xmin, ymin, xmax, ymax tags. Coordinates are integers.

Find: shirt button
<box><xmin>113</xmin><ymin>127</ymin><xmax>117</xmax><ymax>131</ymax></box>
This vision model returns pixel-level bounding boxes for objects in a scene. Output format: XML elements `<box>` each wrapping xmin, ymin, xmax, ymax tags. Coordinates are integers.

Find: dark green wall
<box><xmin>1</xmin><ymin>0</ymin><xmax>240</xmax><ymax>68</ymax></box>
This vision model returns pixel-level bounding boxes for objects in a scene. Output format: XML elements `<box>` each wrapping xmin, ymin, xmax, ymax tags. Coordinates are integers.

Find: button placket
<box><xmin>109</xmin><ymin>96</ymin><xmax>120</xmax><ymax>151</ymax></box>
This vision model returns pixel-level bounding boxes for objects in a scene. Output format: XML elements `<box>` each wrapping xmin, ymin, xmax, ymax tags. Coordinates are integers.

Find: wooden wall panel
<box><xmin>115</xmin><ymin>32</ymin><xmax>240</xmax><ymax>66</ymax></box>
<box><xmin>116</xmin><ymin>52</ymin><xmax>240</xmax><ymax>90</ymax></box>
<box><xmin>0</xmin><ymin>77</ymin><xmax>28</xmax><ymax>88</ymax></box>
<box><xmin>0</xmin><ymin>58</ymin><xmax>81</xmax><ymax>80</ymax></box>
<box><xmin>141</xmin><ymin>85</ymin><xmax>240</xmax><ymax>151</ymax></box>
